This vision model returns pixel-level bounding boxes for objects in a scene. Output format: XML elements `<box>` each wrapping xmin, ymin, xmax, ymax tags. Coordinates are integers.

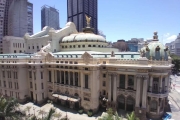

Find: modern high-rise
<box><xmin>8</xmin><ymin>0</ymin><xmax>33</xmax><ymax>37</ymax></box>
<box><xmin>41</xmin><ymin>5</ymin><xmax>60</xmax><ymax>30</ymax></box>
<box><xmin>67</xmin><ymin>0</ymin><xmax>98</xmax><ymax>34</ymax></box>
<box><xmin>0</xmin><ymin>0</ymin><xmax>13</xmax><ymax>54</ymax></box>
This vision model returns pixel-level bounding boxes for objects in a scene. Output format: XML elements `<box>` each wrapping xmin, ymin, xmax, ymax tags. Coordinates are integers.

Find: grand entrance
<box><xmin>126</xmin><ymin>96</ymin><xmax>135</xmax><ymax>111</ymax></box>
<box><xmin>118</xmin><ymin>95</ymin><xmax>125</xmax><ymax>110</ymax></box>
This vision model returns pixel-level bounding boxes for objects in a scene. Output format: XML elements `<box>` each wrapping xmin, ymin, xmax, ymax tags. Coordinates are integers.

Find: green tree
<box><xmin>126</xmin><ymin>111</ymin><xmax>139</xmax><ymax>120</ymax></box>
<box><xmin>0</xmin><ymin>96</ymin><xmax>20</xmax><ymax>120</ymax></box>
<box><xmin>170</xmin><ymin>54</ymin><xmax>180</xmax><ymax>74</ymax></box>
<box><xmin>98</xmin><ymin>108</ymin><xmax>123</xmax><ymax>120</ymax></box>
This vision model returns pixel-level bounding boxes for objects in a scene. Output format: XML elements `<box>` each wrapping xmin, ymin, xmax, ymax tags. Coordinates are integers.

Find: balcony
<box><xmin>83</xmin><ymin>87</ymin><xmax>91</xmax><ymax>92</ymax></box>
<box><xmin>147</xmin><ymin>92</ymin><xmax>168</xmax><ymax>98</ymax></box>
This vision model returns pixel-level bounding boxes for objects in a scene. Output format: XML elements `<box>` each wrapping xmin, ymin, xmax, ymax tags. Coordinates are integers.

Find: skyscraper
<box><xmin>8</xmin><ymin>0</ymin><xmax>33</xmax><ymax>37</ymax></box>
<box><xmin>41</xmin><ymin>5</ymin><xmax>60</xmax><ymax>30</ymax></box>
<box><xmin>0</xmin><ymin>0</ymin><xmax>13</xmax><ymax>54</ymax></box>
<box><xmin>67</xmin><ymin>0</ymin><xmax>98</xmax><ymax>34</ymax></box>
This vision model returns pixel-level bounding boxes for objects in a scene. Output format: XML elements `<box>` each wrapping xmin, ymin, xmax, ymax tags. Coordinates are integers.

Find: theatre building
<box><xmin>0</xmin><ymin>19</ymin><xmax>173</xmax><ymax>119</ymax></box>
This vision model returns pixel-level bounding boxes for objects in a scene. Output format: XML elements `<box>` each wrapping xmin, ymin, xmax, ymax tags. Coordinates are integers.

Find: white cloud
<box><xmin>166</xmin><ymin>35</ymin><xmax>177</xmax><ymax>42</ymax></box>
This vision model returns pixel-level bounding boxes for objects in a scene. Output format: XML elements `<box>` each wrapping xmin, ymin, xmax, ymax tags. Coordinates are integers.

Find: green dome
<box><xmin>140</xmin><ymin>32</ymin><xmax>169</xmax><ymax>60</ymax></box>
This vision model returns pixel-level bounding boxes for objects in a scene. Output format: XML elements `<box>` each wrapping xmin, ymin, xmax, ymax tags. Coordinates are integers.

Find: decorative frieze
<box><xmin>137</xmin><ymin>69</ymin><xmax>148</xmax><ymax>73</ymax></box>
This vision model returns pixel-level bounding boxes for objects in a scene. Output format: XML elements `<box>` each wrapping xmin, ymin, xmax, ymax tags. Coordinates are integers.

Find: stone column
<box><xmin>108</xmin><ymin>74</ymin><xmax>112</xmax><ymax>102</ymax></box>
<box><xmin>68</xmin><ymin>71</ymin><xmax>70</xmax><ymax>85</ymax></box>
<box><xmin>52</xmin><ymin>70</ymin><xmax>54</xmax><ymax>91</ymax></box>
<box><xmin>59</xmin><ymin>70</ymin><xmax>61</xmax><ymax>84</ymax></box>
<box><xmin>64</xmin><ymin>71</ymin><xmax>66</xmax><ymax>84</ymax></box>
<box><xmin>78</xmin><ymin>72</ymin><xmax>81</xmax><ymax>87</ymax></box>
<box><xmin>113</xmin><ymin>74</ymin><xmax>117</xmax><ymax>102</ymax></box>
<box><xmin>159</xmin><ymin>76</ymin><xmax>163</xmax><ymax>93</ymax></box>
<box><xmin>165</xmin><ymin>75</ymin><xmax>168</xmax><ymax>92</ymax></box>
<box><xmin>134</xmin><ymin>75</ymin><xmax>136</xmax><ymax>90</ymax></box>
<box><xmin>150</xmin><ymin>76</ymin><xmax>153</xmax><ymax>92</ymax></box>
<box><xmin>135</xmin><ymin>75</ymin><xmax>141</xmax><ymax>107</ymax></box>
<box><xmin>142</xmin><ymin>76</ymin><xmax>148</xmax><ymax>108</ymax></box>
<box><xmin>73</xmin><ymin>72</ymin><xmax>75</xmax><ymax>86</ymax></box>
<box><xmin>125</xmin><ymin>74</ymin><xmax>128</xmax><ymax>89</ymax></box>
<box><xmin>54</xmin><ymin>70</ymin><xmax>57</xmax><ymax>83</ymax></box>
<box><xmin>80</xmin><ymin>71</ymin><xmax>83</xmax><ymax>88</ymax></box>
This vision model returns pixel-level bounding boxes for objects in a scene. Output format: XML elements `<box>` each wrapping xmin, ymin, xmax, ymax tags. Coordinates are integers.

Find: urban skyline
<box><xmin>29</xmin><ymin>0</ymin><xmax>180</xmax><ymax>43</ymax></box>
<box><xmin>67</xmin><ymin>0</ymin><xmax>98</xmax><ymax>34</ymax></box>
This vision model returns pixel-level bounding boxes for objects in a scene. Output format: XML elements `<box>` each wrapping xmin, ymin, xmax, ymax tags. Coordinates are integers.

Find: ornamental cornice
<box><xmin>136</xmin><ymin>74</ymin><xmax>149</xmax><ymax>79</ymax></box>
<box><xmin>137</xmin><ymin>69</ymin><xmax>148</xmax><ymax>73</ymax></box>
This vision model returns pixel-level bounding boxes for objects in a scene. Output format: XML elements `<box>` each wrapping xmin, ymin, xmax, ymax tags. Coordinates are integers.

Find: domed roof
<box><xmin>140</xmin><ymin>32</ymin><xmax>169</xmax><ymax>60</ymax></box>
<box><xmin>62</xmin><ymin>32</ymin><xmax>106</xmax><ymax>42</ymax></box>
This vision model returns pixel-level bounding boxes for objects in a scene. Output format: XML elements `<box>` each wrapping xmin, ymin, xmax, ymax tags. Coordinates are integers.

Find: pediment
<box><xmin>81</xmin><ymin>52</ymin><xmax>93</xmax><ymax>65</ymax></box>
<box><xmin>46</xmin><ymin>52</ymin><xmax>54</xmax><ymax>62</ymax></box>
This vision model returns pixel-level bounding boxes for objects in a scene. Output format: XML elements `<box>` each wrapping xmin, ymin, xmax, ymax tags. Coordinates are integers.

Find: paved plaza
<box><xmin>19</xmin><ymin>102</ymin><xmax>127</xmax><ymax>120</ymax></box>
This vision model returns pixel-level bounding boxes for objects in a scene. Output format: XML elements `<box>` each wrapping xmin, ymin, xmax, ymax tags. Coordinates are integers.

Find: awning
<box><xmin>52</xmin><ymin>94</ymin><xmax>80</xmax><ymax>102</ymax></box>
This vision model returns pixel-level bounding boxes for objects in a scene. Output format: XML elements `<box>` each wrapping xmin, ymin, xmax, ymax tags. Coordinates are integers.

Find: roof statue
<box><xmin>85</xmin><ymin>15</ymin><xmax>91</xmax><ymax>27</ymax></box>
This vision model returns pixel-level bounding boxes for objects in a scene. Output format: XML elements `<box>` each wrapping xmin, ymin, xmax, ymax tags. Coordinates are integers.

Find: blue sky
<box><xmin>29</xmin><ymin>0</ymin><xmax>180</xmax><ymax>43</ymax></box>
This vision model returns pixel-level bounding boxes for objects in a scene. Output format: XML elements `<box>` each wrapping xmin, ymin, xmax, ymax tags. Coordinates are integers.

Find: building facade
<box><xmin>0</xmin><ymin>21</ymin><xmax>172</xmax><ymax>120</ymax></box>
<box><xmin>41</xmin><ymin>5</ymin><xmax>60</xmax><ymax>30</ymax></box>
<box><xmin>165</xmin><ymin>33</ymin><xmax>180</xmax><ymax>56</ymax></box>
<box><xmin>8</xmin><ymin>0</ymin><xmax>33</xmax><ymax>37</ymax></box>
<box><xmin>67</xmin><ymin>0</ymin><xmax>98</xmax><ymax>34</ymax></box>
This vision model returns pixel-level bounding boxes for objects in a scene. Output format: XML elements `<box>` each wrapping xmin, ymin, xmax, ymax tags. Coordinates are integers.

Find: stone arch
<box><xmin>117</xmin><ymin>94</ymin><xmax>125</xmax><ymax>110</ymax></box>
<box><xmin>126</xmin><ymin>96</ymin><xmax>135</xmax><ymax>111</ymax></box>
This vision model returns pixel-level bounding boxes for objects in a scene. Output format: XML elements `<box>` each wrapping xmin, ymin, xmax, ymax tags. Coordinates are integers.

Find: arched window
<box><xmin>88</xmin><ymin>45</ymin><xmax>91</xmax><ymax>47</ymax></box>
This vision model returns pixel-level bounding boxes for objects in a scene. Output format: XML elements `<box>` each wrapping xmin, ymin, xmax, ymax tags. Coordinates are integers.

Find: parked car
<box><xmin>162</xmin><ymin>112</ymin><xmax>172</xmax><ymax>120</ymax></box>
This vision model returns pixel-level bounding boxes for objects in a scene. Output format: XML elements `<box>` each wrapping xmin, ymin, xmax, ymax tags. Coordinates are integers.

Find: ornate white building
<box><xmin>0</xmin><ymin>20</ymin><xmax>172</xmax><ymax>119</ymax></box>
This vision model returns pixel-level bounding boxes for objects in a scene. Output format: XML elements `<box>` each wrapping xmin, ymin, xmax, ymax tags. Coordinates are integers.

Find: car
<box><xmin>162</xmin><ymin>112</ymin><xmax>172</xmax><ymax>120</ymax></box>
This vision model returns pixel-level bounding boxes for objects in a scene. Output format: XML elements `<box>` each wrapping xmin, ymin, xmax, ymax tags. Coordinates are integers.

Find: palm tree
<box><xmin>38</xmin><ymin>109</ymin><xmax>46</xmax><ymax>119</ymax></box>
<box><xmin>25</xmin><ymin>106</ymin><xmax>32</xmax><ymax>116</ymax></box>
<box><xmin>0</xmin><ymin>96</ymin><xmax>20</xmax><ymax>120</ymax></box>
<box><xmin>43</xmin><ymin>107</ymin><xmax>56</xmax><ymax>120</ymax></box>
<box><xmin>53</xmin><ymin>112</ymin><xmax>62</xmax><ymax>120</ymax></box>
<box><xmin>126</xmin><ymin>111</ymin><xmax>139</xmax><ymax>120</ymax></box>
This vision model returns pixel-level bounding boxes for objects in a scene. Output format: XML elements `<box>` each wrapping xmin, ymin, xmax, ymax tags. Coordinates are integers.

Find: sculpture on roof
<box><xmin>111</xmin><ymin>51</ymin><xmax>115</xmax><ymax>57</ymax></box>
<box><xmin>35</xmin><ymin>41</ymin><xmax>52</xmax><ymax>56</ymax></box>
<box><xmin>140</xmin><ymin>50</ymin><xmax>146</xmax><ymax>57</ymax></box>
<box><xmin>85</xmin><ymin>15</ymin><xmax>91</xmax><ymax>27</ymax></box>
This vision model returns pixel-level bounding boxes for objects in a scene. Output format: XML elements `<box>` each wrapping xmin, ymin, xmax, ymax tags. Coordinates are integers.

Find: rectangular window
<box><xmin>29</xmin><ymin>71</ymin><xmax>32</xmax><ymax>78</ymax></box>
<box><xmin>17</xmin><ymin>83</ymin><xmax>19</xmax><ymax>89</ymax></box>
<box><xmin>70</xmin><ymin>72</ymin><xmax>73</xmax><ymax>85</ymax></box>
<box><xmin>119</xmin><ymin>75</ymin><xmax>125</xmax><ymax>89</ymax></box>
<box><xmin>85</xmin><ymin>74</ymin><xmax>89</xmax><ymax>89</ymax></box>
<box><xmin>16</xmin><ymin>72</ymin><xmax>18</xmax><ymax>79</ymax></box>
<box><xmin>127</xmin><ymin>75</ymin><xmax>134</xmax><ymax>90</ymax></box>
<box><xmin>30</xmin><ymin>82</ymin><xmax>32</xmax><ymax>88</ymax></box>
<box><xmin>103</xmin><ymin>81</ymin><xmax>106</xmax><ymax>86</ymax></box>
<box><xmin>34</xmin><ymin>72</ymin><xmax>36</xmax><ymax>80</ymax></box>
<box><xmin>35</xmin><ymin>84</ymin><xmax>36</xmax><ymax>90</ymax></box>
<box><xmin>131</xmin><ymin>55</ymin><xmax>134</xmax><ymax>58</ymax></box>
<box><xmin>41</xmin><ymin>72</ymin><xmax>43</xmax><ymax>79</ymax></box>
<box><xmin>42</xmin><ymin>93</ymin><xmax>44</xmax><ymax>99</ymax></box>
<box><xmin>65</xmin><ymin>71</ymin><xmax>68</xmax><ymax>85</ymax></box>
<box><xmin>41</xmin><ymin>83</ymin><xmax>43</xmax><ymax>89</ymax></box>
<box><xmin>49</xmin><ymin>71</ymin><xmax>51</xmax><ymax>82</ymax></box>
<box><xmin>61</xmin><ymin>71</ymin><xmax>64</xmax><ymax>84</ymax></box>
<box><xmin>3</xmin><ymin>81</ymin><xmax>6</xmax><ymax>87</ymax></box>
<box><xmin>103</xmin><ymin>74</ymin><xmax>106</xmax><ymax>78</ymax></box>
<box><xmin>2</xmin><ymin>71</ymin><xmax>5</xmax><ymax>77</ymax></box>
<box><xmin>121</xmin><ymin>55</ymin><xmax>124</xmax><ymax>58</ymax></box>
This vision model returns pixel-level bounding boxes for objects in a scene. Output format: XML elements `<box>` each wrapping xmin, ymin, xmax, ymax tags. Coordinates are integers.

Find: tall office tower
<box><xmin>0</xmin><ymin>0</ymin><xmax>6</xmax><ymax>54</ymax></box>
<box><xmin>67</xmin><ymin>0</ymin><xmax>98</xmax><ymax>34</ymax></box>
<box><xmin>41</xmin><ymin>5</ymin><xmax>60</xmax><ymax>30</ymax></box>
<box><xmin>27</xmin><ymin>2</ymin><xmax>33</xmax><ymax>35</ymax></box>
<box><xmin>8</xmin><ymin>0</ymin><xmax>33</xmax><ymax>37</ymax></box>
